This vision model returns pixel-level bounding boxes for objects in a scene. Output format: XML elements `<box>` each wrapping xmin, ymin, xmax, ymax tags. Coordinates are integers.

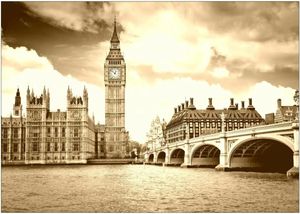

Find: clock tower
<box><xmin>104</xmin><ymin>19</ymin><xmax>128</xmax><ymax>158</ymax></box>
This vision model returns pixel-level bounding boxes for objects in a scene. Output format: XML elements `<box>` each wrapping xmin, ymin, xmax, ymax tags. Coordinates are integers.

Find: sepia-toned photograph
<box><xmin>1</xmin><ymin>1</ymin><xmax>299</xmax><ymax>212</ymax></box>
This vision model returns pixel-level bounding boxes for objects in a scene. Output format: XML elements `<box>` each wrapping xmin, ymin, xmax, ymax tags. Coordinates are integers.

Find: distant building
<box><xmin>265</xmin><ymin>113</ymin><xmax>275</xmax><ymax>125</ymax></box>
<box><xmin>95</xmin><ymin>124</ymin><xmax>106</xmax><ymax>158</ymax></box>
<box><xmin>1</xmin><ymin>89</ymin><xmax>26</xmax><ymax>163</ymax></box>
<box><xmin>274</xmin><ymin>98</ymin><xmax>298</xmax><ymax>123</ymax></box>
<box><xmin>146</xmin><ymin>116</ymin><xmax>167</xmax><ymax>151</ymax></box>
<box><xmin>2</xmin><ymin>87</ymin><xmax>96</xmax><ymax>164</ymax></box>
<box><xmin>166</xmin><ymin>97</ymin><xmax>265</xmax><ymax>144</ymax></box>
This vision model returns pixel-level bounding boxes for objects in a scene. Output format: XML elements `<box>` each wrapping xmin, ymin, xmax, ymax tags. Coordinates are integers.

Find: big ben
<box><xmin>104</xmin><ymin>19</ymin><xmax>128</xmax><ymax>158</ymax></box>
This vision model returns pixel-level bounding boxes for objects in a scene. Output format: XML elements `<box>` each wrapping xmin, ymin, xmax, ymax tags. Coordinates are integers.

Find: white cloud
<box><xmin>245</xmin><ymin>81</ymin><xmax>296</xmax><ymax>116</ymax></box>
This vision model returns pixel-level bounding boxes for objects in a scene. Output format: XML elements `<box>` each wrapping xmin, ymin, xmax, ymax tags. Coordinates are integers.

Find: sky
<box><xmin>1</xmin><ymin>1</ymin><xmax>299</xmax><ymax>143</ymax></box>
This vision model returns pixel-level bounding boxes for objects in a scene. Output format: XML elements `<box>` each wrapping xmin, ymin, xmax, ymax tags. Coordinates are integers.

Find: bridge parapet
<box><xmin>225</xmin><ymin>121</ymin><xmax>294</xmax><ymax>137</ymax></box>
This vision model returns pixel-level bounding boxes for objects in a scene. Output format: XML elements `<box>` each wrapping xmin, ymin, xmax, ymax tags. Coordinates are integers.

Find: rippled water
<box><xmin>1</xmin><ymin>165</ymin><xmax>299</xmax><ymax>212</ymax></box>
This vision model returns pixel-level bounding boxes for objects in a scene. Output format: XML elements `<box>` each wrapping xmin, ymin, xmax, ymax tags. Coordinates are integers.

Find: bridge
<box><xmin>144</xmin><ymin>121</ymin><xmax>299</xmax><ymax>178</ymax></box>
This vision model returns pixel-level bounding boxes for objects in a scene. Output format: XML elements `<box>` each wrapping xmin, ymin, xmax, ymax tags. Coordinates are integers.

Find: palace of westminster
<box><xmin>1</xmin><ymin>21</ymin><xmax>299</xmax><ymax>165</ymax></box>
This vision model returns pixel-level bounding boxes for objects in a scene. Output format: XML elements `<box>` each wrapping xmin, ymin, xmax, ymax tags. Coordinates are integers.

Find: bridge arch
<box><xmin>170</xmin><ymin>148</ymin><xmax>185</xmax><ymax>165</ymax></box>
<box><xmin>228</xmin><ymin>136</ymin><xmax>294</xmax><ymax>172</ymax></box>
<box><xmin>191</xmin><ymin>144</ymin><xmax>220</xmax><ymax>167</ymax></box>
<box><xmin>148</xmin><ymin>153</ymin><xmax>154</xmax><ymax>163</ymax></box>
<box><xmin>157</xmin><ymin>151</ymin><xmax>166</xmax><ymax>163</ymax></box>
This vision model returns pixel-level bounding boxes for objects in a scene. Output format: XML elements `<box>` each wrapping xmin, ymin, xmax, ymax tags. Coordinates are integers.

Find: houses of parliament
<box><xmin>1</xmin><ymin>20</ymin><xmax>129</xmax><ymax>164</ymax></box>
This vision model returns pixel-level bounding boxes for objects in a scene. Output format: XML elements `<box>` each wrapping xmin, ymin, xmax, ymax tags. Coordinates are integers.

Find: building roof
<box><xmin>167</xmin><ymin>108</ymin><xmax>264</xmax><ymax>128</ymax></box>
<box><xmin>110</xmin><ymin>18</ymin><xmax>119</xmax><ymax>43</ymax></box>
<box><xmin>277</xmin><ymin>105</ymin><xmax>298</xmax><ymax>121</ymax></box>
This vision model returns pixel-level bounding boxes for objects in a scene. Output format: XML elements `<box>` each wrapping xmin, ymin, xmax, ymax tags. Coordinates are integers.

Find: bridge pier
<box><xmin>144</xmin><ymin>153</ymin><xmax>149</xmax><ymax>163</ymax></box>
<box><xmin>215</xmin><ymin>132</ymin><xmax>230</xmax><ymax>171</ymax></box>
<box><xmin>181</xmin><ymin>142</ymin><xmax>192</xmax><ymax>168</ymax></box>
<box><xmin>287</xmin><ymin>123</ymin><xmax>299</xmax><ymax>178</ymax></box>
<box><xmin>153</xmin><ymin>152</ymin><xmax>158</xmax><ymax>164</ymax></box>
<box><xmin>165</xmin><ymin>147</ymin><xmax>170</xmax><ymax>165</ymax></box>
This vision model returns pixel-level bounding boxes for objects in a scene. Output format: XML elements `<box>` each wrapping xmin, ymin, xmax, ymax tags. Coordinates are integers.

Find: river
<box><xmin>1</xmin><ymin>165</ymin><xmax>299</xmax><ymax>212</ymax></box>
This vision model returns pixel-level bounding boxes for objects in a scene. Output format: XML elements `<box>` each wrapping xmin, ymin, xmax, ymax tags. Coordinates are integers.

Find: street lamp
<box><xmin>294</xmin><ymin>90</ymin><xmax>299</xmax><ymax>122</ymax></box>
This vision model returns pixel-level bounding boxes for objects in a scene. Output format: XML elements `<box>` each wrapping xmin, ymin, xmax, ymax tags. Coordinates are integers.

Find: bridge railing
<box><xmin>147</xmin><ymin>121</ymin><xmax>297</xmax><ymax>154</ymax></box>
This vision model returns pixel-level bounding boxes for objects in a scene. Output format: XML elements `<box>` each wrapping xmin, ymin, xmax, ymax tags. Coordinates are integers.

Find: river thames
<box><xmin>1</xmin><ymin>165</ymin><xmax>299</xmax><ymax>212</ymax></box>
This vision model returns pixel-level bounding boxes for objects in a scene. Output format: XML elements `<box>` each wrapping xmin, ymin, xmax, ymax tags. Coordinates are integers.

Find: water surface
<box><xmin>1</xmin><ymin>165</ymin><xmax>299</xmax><ymax>212</ymax></box>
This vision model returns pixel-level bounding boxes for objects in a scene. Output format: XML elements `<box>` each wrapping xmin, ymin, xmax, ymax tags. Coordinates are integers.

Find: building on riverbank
<box><xmin>145</xmin><ymin>116</ymin><xmax>167</xmax><ymax>151</ymax></box>
<box><xmin>1</xmin><ymin>89</ymin><xmax>26</xmax><ymax>163</ymax></box>
<box><xmin>165</xmin><ymin>97</ymin><xmax>265</xmax><ymax>144</ymax></box>
<box><xmin>2</xmin><ymin>87</ymin><xmax>96</xmax><ymax>165</ymax></box>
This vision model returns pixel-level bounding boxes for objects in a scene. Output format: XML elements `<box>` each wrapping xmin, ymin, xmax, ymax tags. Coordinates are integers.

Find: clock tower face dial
<box><xmin>109</xmin><ymin>68</ymin><xmax>121</xmax><ymax>80</ymax></box>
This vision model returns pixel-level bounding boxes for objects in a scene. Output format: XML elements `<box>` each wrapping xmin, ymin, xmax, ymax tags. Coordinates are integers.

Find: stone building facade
<box><xmin>166</xmin><ymin>97</ymin><xmax>265</xmax><ymax>144</ymax></box>
<box><xmin>1</xmin><ymin>89</ymin><xmax>26</xmax><ymax>164</ymax></box>
<box><xmin>146</xmin><ymin>116</ymin><xmax>167</xmax><ymax>151</ymax></box>
<box><xmin>274</xmin><ymin>98</ymin><xmax>298</xmax><ymax>123</ymax></box>
<box><xmin>2</xmin><ymin>87</ymin><xmax>96</xmax><ymax>165</ymax></box>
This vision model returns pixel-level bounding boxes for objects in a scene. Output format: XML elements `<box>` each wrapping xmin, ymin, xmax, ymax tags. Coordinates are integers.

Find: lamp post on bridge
<box><xmin>293</xmin><ymin>90</ymin><xmax>299</xmax><ymax>122</ymax></box>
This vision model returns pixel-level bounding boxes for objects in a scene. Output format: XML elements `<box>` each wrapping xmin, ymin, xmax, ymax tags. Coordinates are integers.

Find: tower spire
<box><xmin>110</xmin><ymin>16</ymin><xmax>119</xmax><ymax>43</ymax></box>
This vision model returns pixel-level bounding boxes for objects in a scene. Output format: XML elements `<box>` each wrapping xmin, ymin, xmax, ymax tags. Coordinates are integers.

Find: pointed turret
<box><xmin>110</xmin><ymin>16</ymin><xmax>120</xmax><ymax>43</ymax></box>
<box><xmin>43</xmin><ymin>86</ymin><xmax>46</xmax><ymax>97</ymax></box>
<box><xmin>13</xmin><ymin>88</ymin><xmax>22</xmax><ymax>116</ymax></box>
<box><xmin>15</xmin><ymin>88</ymin><xmax>21</xmax><ymax>107</ymax></box>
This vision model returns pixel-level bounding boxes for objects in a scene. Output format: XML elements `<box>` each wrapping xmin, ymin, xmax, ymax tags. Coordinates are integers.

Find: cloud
<box><xmin>24</xmin><ymin>2</ymin><xmax>115</xmax><ymax>33</ymax></box>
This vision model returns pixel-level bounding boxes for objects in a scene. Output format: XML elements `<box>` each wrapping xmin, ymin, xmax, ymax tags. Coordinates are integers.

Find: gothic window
<box><xmin>47</xmin><ymin>127</ymin><xmax>51</xmax><ymax>137</ymax></box>
<box><xmin>3</xmin><ymin>128</ymin><xmax>8</xmax><ymax>138</ymax></box>
<box><xmin>62</xmin><ymin>128</ymin><xmax>65</xmax><ymax>137</ymax></box>
<box><xmin>74</xmin><ymin>128</ymin><xmax>79</xmax><ymax>137</ymax></box>
<box><xmin>73</xmin><ymin>143</ymin><xmax>79</xmax><ymax>151</ymax></box>
<box><xmin>2</xmin><ymin>143</ymin><xmax>8</xmax><ymax>152</ymax></box>
<box><xmin>13</xmin><ymin>128</ymin><xmax>18</xmax><ymax>138</ymax></box>
<box><xmin>54</xmin><ymin>143</ymin><xmax>58</xmax><ymax>152</ymax></box>
<box><xmin>100</xmin><ymin>145</ymin><xmax>104</xmax><ymax>152</ymax></box>
<box><xmin>55</xmin><ymin>128</ymin><xmax>58</xmax><ymax>137</ymax></box>
<box><xmin>32</xmin><ymin>128</ymin><xmax>40</xmax><ymax>138</ymax></box>
<box><xmin>32</xmin><ymin>142</ymin><xmax>38</xmax><ymax>152</ymax></box>
<box><xmin>109</xmin><ymin>145</ymin><xmax>114</xmax><ymax>152</ymax></box>
<box><xmin>61</xmin><ymin>142</ymin><xmax>65</xmax><ymax>152</ymax></box>
<box><xmin>13</xmin><ymin>144</ymin><xmax>18</xmax><ymax>152</ymax></box>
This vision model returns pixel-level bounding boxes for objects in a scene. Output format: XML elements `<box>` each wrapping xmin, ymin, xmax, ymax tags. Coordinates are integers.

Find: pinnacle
<box><xmin>110</xmin><ymin>17</ymin><xmax>119</xmax><ymax>43</ymax></box>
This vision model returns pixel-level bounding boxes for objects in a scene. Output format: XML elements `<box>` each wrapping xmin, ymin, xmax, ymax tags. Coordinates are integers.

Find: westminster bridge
<box><xmin>144</xmin><ymin>121</ymin><xmax>299</xmax><ymax>177</ymax></box>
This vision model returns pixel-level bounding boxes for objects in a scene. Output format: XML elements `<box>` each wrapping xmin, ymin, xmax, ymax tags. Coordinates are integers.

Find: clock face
<box><xmin>109</xmin><ymin>68</ymin><xmax>120</xmax><ymax>79</ymax></box>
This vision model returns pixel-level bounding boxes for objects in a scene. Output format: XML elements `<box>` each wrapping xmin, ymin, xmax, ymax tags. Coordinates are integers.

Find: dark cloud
<box><xmin>180</xmin><ymin>2</ymin><xmax>298</xmax><ymax>43</ymax></box>
<box><xmin>1</xmin><ymin>2</ymin><xmax>117</xmax><ymax>87</ymax></box>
